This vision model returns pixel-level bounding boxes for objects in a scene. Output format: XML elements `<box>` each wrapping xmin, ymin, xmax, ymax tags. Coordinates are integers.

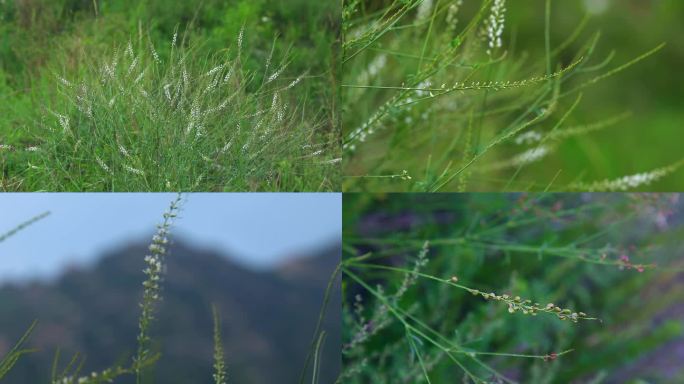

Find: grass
<box><xmin>342</xmin><ymin>193</ymin><xmax>684</xmax><ymax>382</ymax></box>
<box><xmin>212</xmin><ymin>304</ymin><xmax>228</xmax><ymax>384</ymax></box>
<box><xmin>341</xmin><ymin>0</ymin><xmax>680</xmax><ymax>192</ymax></box>
<box><xmin>0</xmin><ymin>0</ymin><xmax>340</xmax><ymax>191</ymax></box>
<box><xmin>0</xmin><ymin>213</ymin><xmax>49</xmax><ymax>381</ymax></box>
<box><xmin>0</xmin><ymin>320</ymin><xmax>37</xmax><ymax>381</ymax></box>
<box><xmin>0</xmin><ymin>194</ymin><xmax>339</xmax><ymax>383</ymax></box>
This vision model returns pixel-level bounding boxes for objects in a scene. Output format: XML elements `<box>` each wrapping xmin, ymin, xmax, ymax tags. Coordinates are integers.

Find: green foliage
<box><xmin>342</xmin><ymin>0</ymin><xmax>680</xmax><ymax>192</ymax></box>
<box><xmin>0</xmin><ymin>0</ymin><xmax>339</xmax><ymax>191</ymax></box>
<box><xmin>0</xmin><ymin>321</ymin><xmax>37</xmax><ymax>380</ymax></box>
<box><xmin>212</xmin><ymin>304</ymin><xmax>228</xmax><ymax>384</ymax></box>
<box><xmin>300</xmin><ymin>263</ymin><xmax>342</xmax><ymax>384</ymax></box>
<box><xmin>342</xmin><ymin>193</ymin><xmax>684</xmax><ymax>382</ymax></box>
<box><xmin>0</xmin><ymin>211</ymin><xmax>50</xmax><ymax>243</ymax></box>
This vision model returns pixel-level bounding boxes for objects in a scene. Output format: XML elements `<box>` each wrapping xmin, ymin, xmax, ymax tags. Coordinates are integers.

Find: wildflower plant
<box><xmin>35</xmin><ymin>195</ymin><xmax>185</xmax><ymax>384</ymax></box>
<box><xmin>341</xmin><ymin>0</ymin><xmax>676</xmax><ymax>192</ymax></box>
<box><xmin>1</xmin><ymin>195</ymin><xmax>341</xmax><ymax>383</ymax></box>
<box><xmin>212</xmin><ymin>304</ymin><xmax>228</xmax><ymax>384</ymax></box>
<box><xmin>134</xmin><ymin>193</ymin><xmax>183</xmax><ymax>382</ymax></box>
<box><xmin>342</xmin><ymin>193</ymin><xmax>684</xmax><ymax>382</ymax></box>
<box><xmin>0</xmin><ymin>196</ymin><xmax>200</xmax><ymax>383</ymax></box>
<box><xmin>9</xmin><ymin>27</ymin><xmax>339</xmax><ymax>191</ymax></box>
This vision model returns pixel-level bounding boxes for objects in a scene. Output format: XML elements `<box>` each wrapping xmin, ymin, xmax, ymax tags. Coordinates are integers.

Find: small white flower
<box><xmin>133</xmin><ymin>69</ymin><xmax>146</xmax><ymax>85</ymax></box>
<box><xmin>446</xmin><ymin>0</ymin><xmax>464</xmax><ymax>30</ymax></box>
<box><xmin>126</xmin><ymin>40</ymin><xmax>134</xmax><ymax>57</ymax></box>
<box><xmin>223</xmin><ymin>66</ymin><xmax>234</xmax><ymax>83</ymax></box>
<box><xmin>152</xmin><ymin>234</ymin><xmax>167</xmax><ymax>244</ymax></box>
<box><xmin>266</xmin><ymin>64</ymin><xmax>287</xmax><ymax>83</ymax></box>
<box><xmin>572</xmin><ymin>161</ymin><xmax>684</xmax><ymax>192</ymax></box>
<box><xmin>512</xmin><ymin>146</ymin><xmax>550</xmax><ymax>166</ymax></box>
<box><xmin>95</xmin><ymin>155</ymin><xmax>111</xmax><ymax>174</ymax></box>
<box><xmin>150</xmin><ymin>43</ymin><xmax>161</xmax><ymax>63</ymax></box>
<box><xmin>206</xmin><ymin>64</ymin><xmax>225</xmax><ymax>76</ymax></box>
<box><xmin>484</xmin><ymin>0</ymin><xmax>506</xmax><ymax>55</ymax></box>
<box><xmin>237</xmin><ymin>26</ymin><xmax>245</xmax><ymax>52</ymax></box>
<box><xmin>515</xmin><ymin>130</ymin><xmax>543</xmax><ymax>145</ymax></box>
<box><xmin>119</xmin><ymin>144</ymin><xmax>130</xmax><ymax>157</ymax></box>
<box><xmin>127</xmin><ymin>56</ymin><xmax>139</xmax><ymax>76</ymax></box>
<box><xmin>415</xmin><ymin>0</ymin><xmax>434</xmax><ymax>23</ymax></box>
<box><xmin>149</xmin><ymin>244</ymin><xmax>165</xmax><ymax>254</ymax></box>
<box><xmin>285</xmin><ymin>74</ymin><xmax>303</xmax><ymax>89</ymax></box>
<box><xmin>57</xmin><ymin>75</ymin><xmax>72</xmax><ymax>87</ymax></box>
<box><xmin>123</xmin><ymin>164</ymin><xmax>145</xmax><ymax>176</ymax></box>
<box><xmin>319</xmin><ymin>158</ymin><xmax>341</xmax><ymax>165</ymax></box>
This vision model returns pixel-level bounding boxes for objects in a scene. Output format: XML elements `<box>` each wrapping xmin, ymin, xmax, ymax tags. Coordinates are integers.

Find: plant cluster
<box><xmin>4</xmin><ymin>30</ymin><xmax>337</xmax><ymax>191</ymax></box>
<box><xmin>0</xmin><ymin>0</ymin><xmax>340</xmax><ymax>192</ymax></box>
<box><xmin>0</xmin><ymin>195</ymin><xmax>339</xmax><ymax>383</ymax></box>
<box><xmin>0</xmin><ymin>196</ymin><xmax>232</xmax><ymax>383</ymax></box>
<box><xmin>342</xmin><ymin>0</ymin><xmax>676</xmax><ymax>192</ymax></box>
<box><xmin>342</xmin><ymin>193</ymin><xmax>684</xmax><ymax>382</ymax></box>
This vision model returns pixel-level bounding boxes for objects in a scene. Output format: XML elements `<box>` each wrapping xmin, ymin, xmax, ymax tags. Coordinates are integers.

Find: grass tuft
<box><xmin>4</xmin><ymin>29</ymin><xmax>339</xmax><ymax>191</ymax></box>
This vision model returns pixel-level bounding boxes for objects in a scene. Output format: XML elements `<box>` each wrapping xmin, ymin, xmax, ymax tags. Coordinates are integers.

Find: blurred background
<box><xmin>343</xmin><ymin>193</ymin><xmax>684</xmax><ymax>382</ymax></box>
<box><xmin>0</xmin><ymin>193</ymin><xmax>341</xmax><ymax>383</ymax></box>
<box><xmin>510</xmin><ymin>0</ymin><xmax>684</xmax><ymax>189</ymax></box>
<box><xmin>0</xmin><ymin>0</ymin><xmax>338</xmax><ymax>96</ymax></box>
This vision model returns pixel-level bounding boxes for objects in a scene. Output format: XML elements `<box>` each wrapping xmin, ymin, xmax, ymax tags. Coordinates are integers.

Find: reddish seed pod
<box><xmin>543</xmin><ymin>352</ymin><xmax>558</xmax><ymax>362</ymax></box>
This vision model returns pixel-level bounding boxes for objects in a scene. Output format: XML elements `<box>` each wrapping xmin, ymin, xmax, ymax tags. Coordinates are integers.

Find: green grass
<box><xmin>0</xmin><ymin>0</ymin><xmax>340</xmax><ymax>191</ymax></box>
<box><xmin>342</xmin><ymin>193</ymin><xmax>684</xmax><ymax>383</ymax></box>
<box><xmin>341</xmin><ymin>0</ymin><xmax>682</xmax><ymax>192</ymax></box>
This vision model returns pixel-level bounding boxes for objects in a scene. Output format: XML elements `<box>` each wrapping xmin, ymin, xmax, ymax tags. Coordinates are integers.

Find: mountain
<box><xmin>0</xmin><ymin>241</ymin><xmax>341</xmax><ymax>383</ymax></box>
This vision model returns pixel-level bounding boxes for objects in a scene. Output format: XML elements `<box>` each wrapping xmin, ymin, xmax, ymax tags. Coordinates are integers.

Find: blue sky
<box><xmin>0</xmin><ymin>193</ymin><xmax>341</xmax><ymax>283</ymax></box>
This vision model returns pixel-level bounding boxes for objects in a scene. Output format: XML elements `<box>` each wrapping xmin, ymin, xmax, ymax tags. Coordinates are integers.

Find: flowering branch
<box><xmin>134</xmin><ymin>193</ymin><xmax>183</xmax><ymax>383</ymax></box>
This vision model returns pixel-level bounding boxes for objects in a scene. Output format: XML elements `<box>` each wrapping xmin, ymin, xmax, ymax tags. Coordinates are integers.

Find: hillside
<box><xmin>0</xmin><ymin>241</ymin><xmax>341</xmax><ymax>383</ymax></box>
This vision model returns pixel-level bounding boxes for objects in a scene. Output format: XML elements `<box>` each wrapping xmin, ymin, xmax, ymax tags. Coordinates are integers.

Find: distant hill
<box><xmin>0</xmin><ymin>241</ymin><xmax>341</xmax><ymax>383</ymax></box>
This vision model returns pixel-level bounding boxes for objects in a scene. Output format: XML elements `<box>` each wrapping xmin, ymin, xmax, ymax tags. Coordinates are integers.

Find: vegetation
<box><xmin>0</xmin><ymin>0</ymin><xmax>340</xmax><ymax>191</ymax></box>
<box><xmin>0</xmin><ymin>194</ymin><xmax>339</xmax><ymax>383</ymax></box>
<box><xmin>0</xmin><ymin>214</ymin><xmax>48</xmax><ymax>381</ymax></box>
<box><xmin>342</xmin><ymin>193</ymin><xmax>684</xmax><ymax>382</ymax></box>
<box><xmin>342</xmin><ymin>0</ymin><xmax>683</xmax><ymax>191</ymax></box>
<box><xmin>0</xmin><ymin>196</ymin><xmax>192</xmax><ymax>383</ymax></box>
